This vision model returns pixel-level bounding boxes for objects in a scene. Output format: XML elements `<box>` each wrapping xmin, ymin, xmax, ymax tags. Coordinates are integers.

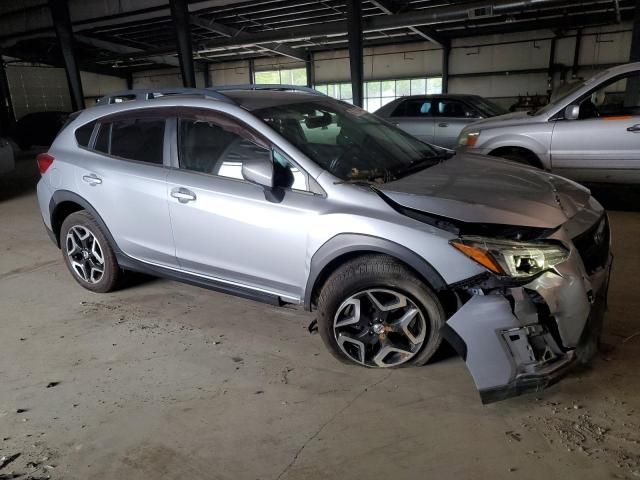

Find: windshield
<box><xmin>470</xmin><ymin>97</ymin><xmax>508</xmax><ymax>117</ymax></box>
<box><xmin>533</xmin><ymin>80</ymin><xmax>586</xmax><ymax>116</ymax></box>
<box><xmin>253</xmin><ymin>99</ymin><xmax>447</xmax><ymax>182</ymax></box>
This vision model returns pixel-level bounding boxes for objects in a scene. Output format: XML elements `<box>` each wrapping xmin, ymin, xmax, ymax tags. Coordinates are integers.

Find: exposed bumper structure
<box><xmin>444</xmin><ymin>206</ymin><xmax>612</xmax><ymax>403</ymax></box>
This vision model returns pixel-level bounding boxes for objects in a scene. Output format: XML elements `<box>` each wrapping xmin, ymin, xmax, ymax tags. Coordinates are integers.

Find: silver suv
<box><xmin>457</xmin><ymin>62</ymin><xmax>640</xmax><ymax>184</ymax></box>
<box><xmin>37</xmin><ymin>86</ymin><xmax>611</xmax><ymax>403</ymax></box>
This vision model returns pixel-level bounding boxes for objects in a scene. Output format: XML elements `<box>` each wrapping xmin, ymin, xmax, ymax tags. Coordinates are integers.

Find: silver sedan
<box><xmin>375</xmin><ymin>94</ymin><xmax>507</xmax><ymax>149</ymax></box>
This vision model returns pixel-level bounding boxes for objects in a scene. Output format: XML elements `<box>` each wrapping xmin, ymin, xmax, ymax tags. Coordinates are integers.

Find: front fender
<box><xmin>478</xmin><ymin>132</ymin><xmax>551</xmax><ymax>166</ymax></box>
<box><xmin>304</xmin><ymin>233</ymin><xmax>447</xmax><ymax>310</ymax></box>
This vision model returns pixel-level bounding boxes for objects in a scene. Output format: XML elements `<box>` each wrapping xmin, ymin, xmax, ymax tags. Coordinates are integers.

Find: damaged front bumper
<box><xmin>443</xmin><ymin>206</ymin><xmax>612</xmax><ymax>404</ymax></box>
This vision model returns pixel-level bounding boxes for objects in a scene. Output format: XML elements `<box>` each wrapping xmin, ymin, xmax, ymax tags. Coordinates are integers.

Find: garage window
<box><xmin>315</xmin><ymin>77</ymin><xmax>442</xmax><ymax>112</ymax></box>
<box><xmin>94</xmin><ymin>117</ymin><xmax>165</xmax><ymax>164</ymax></box>
<box><xmin>254</xmin><ymin>67</ymin><xmax>307</xmax><ymax>86</ymax></box>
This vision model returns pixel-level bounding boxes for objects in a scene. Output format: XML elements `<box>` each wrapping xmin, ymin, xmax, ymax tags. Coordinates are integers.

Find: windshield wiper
<box><xmin>333</xmin><ymin>178</ymin><xmax>380</xmax><ymax>185</ymax></box>
<box><xmin>392</xmin><ymin>151</ymin><xmax>454</xmax><ymax>178</ymax></box>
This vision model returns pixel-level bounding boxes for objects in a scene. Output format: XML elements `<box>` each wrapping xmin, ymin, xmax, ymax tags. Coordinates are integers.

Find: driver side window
<box><xmin>177</xmin><ymin>116</ymin><xmax>307</xmax><ymax>191</ymax></box>
<box><xmin>576</xmin><ymin>71</ymin><xmax>640</xmax><ymax>119</ymax></box>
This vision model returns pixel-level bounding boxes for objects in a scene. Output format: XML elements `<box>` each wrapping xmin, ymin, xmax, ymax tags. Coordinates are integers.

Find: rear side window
<box><xmin>433</xmin><ymin>99</ymin><xmax>475</xmax><ymax>118</ymax></box>
<box><xmin>94</xmin><ymin>117</ymin><xmax>165</xmax><ymax>164</ymax></box>
<box><xmin>391</xmin><ymin>99</ymin><xmax>432</xmax><ymax>117</ymax></box>
<box><xmin>75</xmin><ymin>121</ymin><xmax>96</xmax><ymax>147</ymax></box>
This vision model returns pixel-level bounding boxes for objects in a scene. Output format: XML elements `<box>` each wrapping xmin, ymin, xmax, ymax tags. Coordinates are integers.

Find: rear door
<box><xmin>388</xmin><ymin>98</ymin><xmax>435</xmax><ymax>143</ymax></box>
<box><xmin>550</xmin><ymin>70</ymin><xmax>640</xmax><ymax>183</ymax></box>
<box><xmin>431</xmin><ymin>98</ymin><xmax>480</xmax><ymax>149</ymax></box>
<box><xmin>74</xmin><ymin>110</ymin><xmax>177</xmax><ymax>267</ymax></box>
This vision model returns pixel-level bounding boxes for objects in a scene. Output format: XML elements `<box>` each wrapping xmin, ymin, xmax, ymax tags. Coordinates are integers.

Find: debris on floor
<box><xmin>522</xmin><ymin>398</ymin><xmax>640</xmax><ymax>475</ymax></box>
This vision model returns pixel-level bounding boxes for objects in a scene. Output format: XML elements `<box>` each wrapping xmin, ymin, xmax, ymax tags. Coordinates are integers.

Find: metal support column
<box><xmin>203</xmin><ymin>65</ymin><xmax>211</xmax><ymax>87</ymax></box>
<box><xmin>248</xmin><ymin>59</ymin><xmax>255</xmax><ymax>83</ymax></box>
<box><xmin>630</xmin><ymin>0</ymin><xmax>640</xmax><ymax>61</ymax></box>
<box><xmin>441</xmin><ymin>43</ymin><xmax>450</xmax><ymax>94</ymax></box>
<box><xmin>627</xmin><ymin>0</ymin><xmax>640</xmax><ymax>105</ymax></box>
<box><xmin>49</xmin><ymin>0</ymin><xmax>85</xmax><ymax>110</ymax></box>
<box><xmin>547</xmin><ymin>36</ymin><xmax>557</xmax><ymax>97</ymax></box>
<box><xmin>346</xmin><ymin>0</ymin><xmax>364</xmax><ymax>107</ymax></box>
<box><xmin>169</xmin><ymin>0</ymin><xmax>196</xmax><ymax>88</ymax></box>
<box><xmin>571</xmin><ymin>29</ymin><xmax>582</xmax><ymax>79</ymax></box>
<box><xmin>306</xmin><ymin>51</ymin><xmax>315</xmax><ymax>89</ymax></box>
<box><xmin>0</xmin><ymin>56</ymin><xmax>14</xmax><ymax>136</ymax></box>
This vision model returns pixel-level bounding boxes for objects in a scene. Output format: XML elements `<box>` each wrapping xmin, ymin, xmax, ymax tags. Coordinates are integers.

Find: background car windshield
<box><xmin>254</xmin><ymin>100</ymin><xmax>441</xmax><ymax>181</ymax></box>
<box><xmin>472</xmin><ymin>97</ymin><xmax>508</xmax><ymax>116</ymax></box>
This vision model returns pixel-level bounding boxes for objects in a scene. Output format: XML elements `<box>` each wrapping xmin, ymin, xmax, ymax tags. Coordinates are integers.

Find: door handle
<box><xmin>627</xmin><ymin>124</ymin><xmax>640</xmax><ymax>132</ymax></box>
<box><xmin>82</xmin><ymin>174</ymin><xmax>102</xmax><ymax>185</ymax></box>
<box><xmin>170</xmin><ymin>187</ymin><xmax>196</xmax><ymax>203</ymax></box>
<box><xmin>438</xmin><ymin>122</ymin><xmax>449</xmax><ymax>127</ymax></box>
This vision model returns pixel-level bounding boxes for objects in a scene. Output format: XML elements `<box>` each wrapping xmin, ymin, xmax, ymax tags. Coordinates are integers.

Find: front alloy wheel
<box><xmin>334</xmin><ymin>289</ymin><xmax>427</xmax><ymax>367</ymax></box>
<box><xmin>317</xmin><ymin>254</ymin><xmax>445</xmax><ymax>368</ymax></box>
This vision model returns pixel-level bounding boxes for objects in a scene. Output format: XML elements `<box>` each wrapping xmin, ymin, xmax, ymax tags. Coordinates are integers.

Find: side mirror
<box><xmin>241</xmin><ymin>153</ymin><xmax>274</xmax><ymax>188</ymax></box>
<box><xmin>564</xmin><ymin>104</ymin><xmax>580</xmax><ymax>120</ymax></box>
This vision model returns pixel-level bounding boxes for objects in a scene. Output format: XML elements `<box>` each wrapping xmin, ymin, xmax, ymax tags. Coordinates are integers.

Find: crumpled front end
<box><xmin>443</xmin><ymin>198</ymin><xmax>612</xmax><ymax>403</ymax></box>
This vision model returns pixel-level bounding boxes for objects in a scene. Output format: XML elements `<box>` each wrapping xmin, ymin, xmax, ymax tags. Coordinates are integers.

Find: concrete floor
<box><xmin>1</xmin><ymin>155</ymin><xmax>640</xmax><ymax>480</ymax></box>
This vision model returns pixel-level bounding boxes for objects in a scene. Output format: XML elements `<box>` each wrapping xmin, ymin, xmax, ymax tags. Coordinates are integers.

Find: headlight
<box><xmin>458</xmin><ymin>130</ymin><xmax>480</xmax><ymax>147</ymax></box>
<box><xmin>450</xmin><ymin>236</ymin><xmax>569</xmax><ymax>278</ymax></box>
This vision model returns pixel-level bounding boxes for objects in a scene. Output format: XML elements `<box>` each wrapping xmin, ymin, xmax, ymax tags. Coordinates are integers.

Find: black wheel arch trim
<box><xmin>304</xmin><ymin>233</ymin><xmax>447</xmax><ymax>311</ymax></box>
<box><xmin>49</xmin><ymin>190</ymin><xmax>124</xmax><ymax>255</ymax></box>
<box><xmin>48</xmin><ymin>190</ymin><xmax>281</xmax><ymax>306</ymax></box>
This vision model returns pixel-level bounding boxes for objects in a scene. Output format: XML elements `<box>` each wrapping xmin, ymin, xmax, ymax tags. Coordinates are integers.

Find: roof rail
<box><xmin>95</xmin><ymin>84</ymin><xmax>324</xmax><ymax>107</ymax></box>
<box><xmin>210</xmin><ymin>84</ymin><xmax>324</xmax><ymax>95</ymax></box>
<box><xmin>95</xmin><ymin>88</ymin><xmax>235</xmax><ymax>106</ymax></box>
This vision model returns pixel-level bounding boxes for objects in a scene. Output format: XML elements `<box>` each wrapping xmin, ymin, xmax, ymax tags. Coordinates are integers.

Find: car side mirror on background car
<box><xmin>564</xmin><ymin>104</ymin><xmax>580</xmax><ymax>120</ymax></box>
<box><xmin>241</xmin><ymin>154</ymin><xmax>274</xmax><ymax>188</ymax></box>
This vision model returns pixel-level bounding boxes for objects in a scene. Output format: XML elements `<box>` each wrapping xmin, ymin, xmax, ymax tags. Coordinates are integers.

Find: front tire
<box><xmin>316</xmin><ymin>255</ymin><xmax>445</xmax><ymax>368</ymax></box>
<box><xmin>60</xmin><ymin>210</ymin><xmax>121</xmax><ymax>293</ymax></box>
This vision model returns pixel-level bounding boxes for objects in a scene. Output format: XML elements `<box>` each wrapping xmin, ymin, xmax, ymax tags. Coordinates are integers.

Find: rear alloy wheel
<box><xmin>66</xmin><ymin>225</ymin><xmax>105</xmax><ymax>284</ymax></box>
<box><xmin>60</xmin><ymin>210</ymin><xmax>121</xmax><ymax>293</ymax></box>
<box><xmin>334</xmin><ymin>289</ymin><xmax>427</xmax><ymax>367</ymax></box>
<box><xmin>317</xmin><ymin>254</ymin><xmax>445</xmax><ymax>368</ymax></box>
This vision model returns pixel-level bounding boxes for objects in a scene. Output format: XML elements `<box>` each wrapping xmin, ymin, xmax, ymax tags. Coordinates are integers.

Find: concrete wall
<box><xmin>210</xmin><ymin>61</ymin><xmax>251</xmax><ymax>85</ymax></box>
<box><xmin>124</xmin><ymin>22</ymin><xmax>630</xmax><ymax>111</ymax></box>
<box><xmin>5</xmin><ymin>19</ymin><xmax>632</xmax><ymax>118</ymax></box>
<box><xmin>5</xmin><ymin>63</ymin><xmax>126</xmax><ymax>119</ymax></box>
<box><xmin>131</xmin><ymin>68</ymin><xmax>205</xmax><ymax>89</ymax></box>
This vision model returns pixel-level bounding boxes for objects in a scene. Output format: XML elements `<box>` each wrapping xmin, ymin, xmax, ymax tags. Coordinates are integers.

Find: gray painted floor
<box><xmin>1</xmin><ymin>155</ymin><xmax>639</xmax><ymax>480</ymax></box>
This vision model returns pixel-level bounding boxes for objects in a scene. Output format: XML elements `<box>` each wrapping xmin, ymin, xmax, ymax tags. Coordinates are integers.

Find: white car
<box><xmin>457</xmin><ymin>62</ymin><xmax>640</xmax><ymax>184</ymax></box>
<box><xmin>0</xmin><ymin>137</ymin><xmax>15</xmax><ymax>174</ymax></box>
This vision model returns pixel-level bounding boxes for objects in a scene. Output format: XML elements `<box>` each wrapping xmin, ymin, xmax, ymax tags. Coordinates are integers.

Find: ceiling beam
<box><xmin>74</xmin><ymin>34</ymin><xmax>180</xmax><ymax>67</ymax></box>
<box><xmin>190</xmin><ymin>15</ymin><xmax>306</xmax><ymax>61</ymax></box>
<box><xmin>368</xmin><ymin>0</ymin><xmax>447</xmax><ymax>46</ymax></box>
<box><xmin>89</xmin><ymin>0</ymin><xmax>601</xmax><ymax>64</ymax></box>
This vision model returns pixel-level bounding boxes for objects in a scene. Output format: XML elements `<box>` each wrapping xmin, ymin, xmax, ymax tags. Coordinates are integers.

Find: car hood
<box><xmin>377</xmin><ymin>153</ymin><xmax>590</xmax><ymax>228</ymax></box>
<box><xmin>462</xmin><ymin>110</ymin><xmax>536</xmax><ymax>131</ymax></box>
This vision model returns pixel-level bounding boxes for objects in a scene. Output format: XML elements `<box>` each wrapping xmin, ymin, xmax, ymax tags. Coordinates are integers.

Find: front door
<box><xmin>167</xmin><ymin>111</ymin><xmax>319</xmax><ymax>302</ymax></box>
<box><xmin>389</xmin><ymin>98</ymin><xmax>435</xmax><ymax>144</ymax></box>
<box><xmin>550</xmin><ymin>70</ymin><xmax>640</xmax><ymax>183</ymax></box>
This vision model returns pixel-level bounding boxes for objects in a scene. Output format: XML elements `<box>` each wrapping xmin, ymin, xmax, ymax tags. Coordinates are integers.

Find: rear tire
<box><xmin>60</xmin><ymin>210</ymin><xmax>121</xmax><ymax>293</ymax></box>
<box><xmin>316</xmin><ymin>254</ymin><xmax>445</xmax><ymax>368</ymax></box>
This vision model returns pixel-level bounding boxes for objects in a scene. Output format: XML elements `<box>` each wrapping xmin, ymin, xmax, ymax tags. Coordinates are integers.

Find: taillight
<box><xmin>37</xmin><ymin>153</ymin><xmax>54</xmax><ymax>175</ymax></box>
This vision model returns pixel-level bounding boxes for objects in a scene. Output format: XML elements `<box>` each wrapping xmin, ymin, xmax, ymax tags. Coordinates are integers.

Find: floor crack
<box><xmin>275</xmin><ymin>371</ymin><xmax>392</xmax><ymax>480</ymax></box>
